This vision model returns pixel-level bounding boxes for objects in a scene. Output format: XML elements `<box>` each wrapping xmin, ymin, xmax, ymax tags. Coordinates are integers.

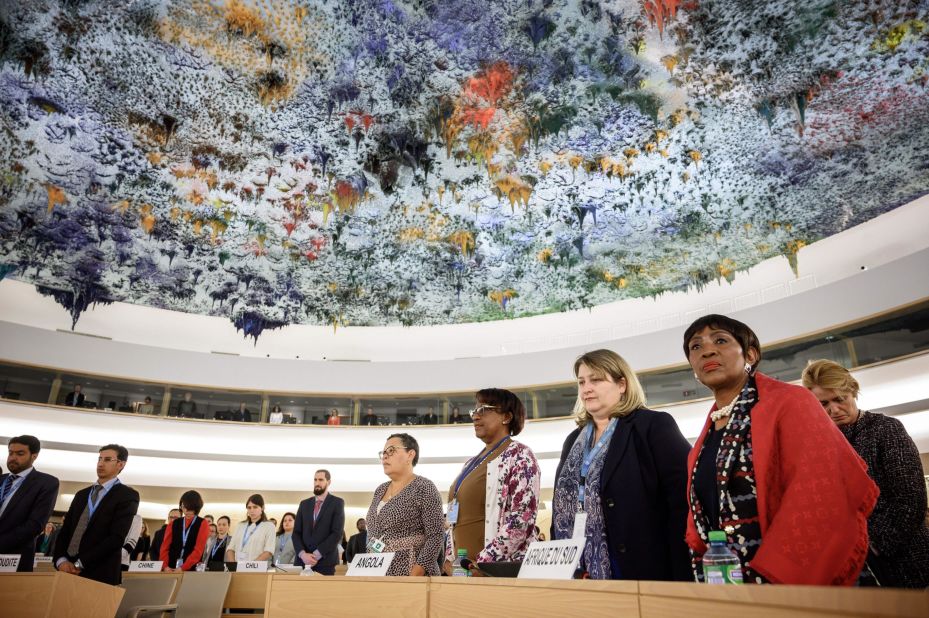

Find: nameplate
<box><xmin>34</xmin><ymin>556</ymin><xmax>52</xmax><ymax>563</ymax></box>
<box><xmin>346</xmin><ymin>552</ymin><xmax>395</xmax><ymax>576</ymax></box>
<box><xmin>517</xmin><ymin>539</ymin><xmax>586</xmax><ymax>580</ymax></box>
<box><xmin>129</xmin><ymin>561</ymin><xmax>163</xmax><ymax>572</ymax></box>
<box><xmin>238</xmin><ymin>560</ymin><xmax>268</xmax><ymax>572</ymax></box>
<box><xmin>0</xmin><ymin>555</ymin><xmax>21</xmax><ymax>572</ymax></box>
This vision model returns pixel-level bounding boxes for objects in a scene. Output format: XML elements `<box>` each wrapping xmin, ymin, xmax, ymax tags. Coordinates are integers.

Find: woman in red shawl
<box><xmin>682</xmin><ymin>315</ymin><xmax>878</xmax><ymax>585</ymax></box>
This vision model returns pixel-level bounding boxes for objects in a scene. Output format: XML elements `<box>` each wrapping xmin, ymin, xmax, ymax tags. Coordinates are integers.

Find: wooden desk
<box><xmin>429</xmin><ymin>577</ymin><xmax>639</xmax><ymax>617</ymax></box>
<box><xmin>125</xmin><ymin>571</ymin><xmax>270</xmax><ymax>614</ymax></box>
<box><xmin>639</xmin><ymin>581</ymin><xmax>929</xmax><ymax>618</ymax></box>
<box><xmin>0</xmin><ymin>572</ymin><xmax>125</xmax><ymax>618</ymax></box>
<box><xmin>266</xmin><ymin>576</ymin><xmax>429</xmax><ymax>618</ymax></box>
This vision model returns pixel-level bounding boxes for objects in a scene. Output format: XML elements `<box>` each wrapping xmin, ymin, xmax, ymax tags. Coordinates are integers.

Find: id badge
<box><xmin>572</xmin><ymin>512</ymin><xmax>588</xmax><ymax>539</ymax></box>
<box><xmin>446</xmin><ymin>500</ymin><xmax>459</xmax><ymax>525</ymax></box>
<box><xmin>369</xmin><ymin>537</ymin><xmax>386</xmax><ymax>553</ymax></box>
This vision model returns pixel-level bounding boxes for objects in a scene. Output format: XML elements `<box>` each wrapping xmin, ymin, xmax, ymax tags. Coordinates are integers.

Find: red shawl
<box><xmin>685</xmin><ymin>372</ymin><xmax>878</xmax><ymax>585</ymax></box>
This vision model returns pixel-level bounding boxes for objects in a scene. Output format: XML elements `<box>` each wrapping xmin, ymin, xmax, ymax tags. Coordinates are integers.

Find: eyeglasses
<box><xmin>378</xmin><ymin>446</ymin><xmax>410</xmax><ymax>459</ymax></box>
<box><xmin>97</xmin><ymin>456</ymin><xmax>121</xmax><ymax>463</ymax></box>
<box><xmin>468</xmin><ymin>405</ymin><xmax>499</xmax><ymax>419</ymax></box>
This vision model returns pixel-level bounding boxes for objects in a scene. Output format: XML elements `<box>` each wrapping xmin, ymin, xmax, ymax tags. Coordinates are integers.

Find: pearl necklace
<box><xmin>710</xmin><ymin>394</ymin><xmax>740</xmax><ymax>422</ymax></box>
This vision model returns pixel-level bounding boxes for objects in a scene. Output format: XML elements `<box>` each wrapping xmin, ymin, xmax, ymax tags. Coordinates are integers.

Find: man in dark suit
<box><xmin>149</xmin><ymin>508</ymin><xmax>180</xmax><ymax>560</ymax></box>
<box><xmin>0</xmin><ymin>435</ymin><xmax>60</xmax><ymax>571</ymax></box>
<box><xmin>344</xmin><ymin>518</ymin><xmax>367</xmax><ymax>564</ymax></box>
<box><xmin>54</xmin><ymin>444</ymin><xmax>139</xmax><ymax>585</ymax></box>
<box><xmin>292</xmin><ymin>469</ymin><xmax>345</xmax><ymax>575</ymax></box>
<box><xmin>64</xmin><ymin>384</ymin><xmax>85</xmax><ymax>407</ymax></box>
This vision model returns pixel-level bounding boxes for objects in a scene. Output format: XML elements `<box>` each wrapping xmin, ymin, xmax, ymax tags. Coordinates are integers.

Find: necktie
<box><xmin>313</xmin><ymin>500</ymin><xmax>322</xmax><ymax>522</ymax></box>
<box><xmin>67</xmin><ymin>485</ymin><xmax>102</xmax><ymax>557</ymax></box>
<box><xmin>0</xmin><ymin>474</ymin><xmax>17</xmax><ymax>504</ymax></box>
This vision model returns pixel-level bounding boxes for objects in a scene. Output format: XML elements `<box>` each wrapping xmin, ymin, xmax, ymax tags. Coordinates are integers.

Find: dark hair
<box><xmin>277</xmin><ymin>512</ymin><xmax>296</xmax><ymax>535</ymax></box>
<box><xmin>315</xmin><ymin>469</ymin><xmax>331</xmax><ymax>481</ymax></box>
<box><xmin>9</xmin><ymin>435</ymin><xmax>40</xmax><ymax>454</ymax></box>
<box><xmin>682</xmin><ymin>314</ymin><xmax>762</xmax><ymax>369</ymax></box>
<box><xmin>99</xmin><ymin>444</ymin><xmax>129</xmax><ymax>462</ymax></box>
<box><xmin>475</xmin><ymin>388</ymin><xmax>526</xmax><ymax>436</ymax></box>
<box><xmin>245</xmin><ymin>494</ymin><xmax>268</xmax><ymax>523</ymax></box>
<box><xmin>217</xmin><ymin>515</ymin><xmax>231</xmax><ymax>525</ymax></box>
<box><xmin>179</xmin><ymin>490</ymin><xmax>204</xmax><ymax>515</ymax></box>
<box><xmin>387</xmin><ymin>433</ymin><xmax>419</xmax><ymax>466</ymax></box>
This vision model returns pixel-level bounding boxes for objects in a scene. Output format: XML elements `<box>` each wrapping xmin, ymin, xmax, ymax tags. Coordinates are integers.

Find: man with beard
<box><xmin>292</xmin><ymin>469</ymin><xmax>345</xmax><ymax>575</ymax></box>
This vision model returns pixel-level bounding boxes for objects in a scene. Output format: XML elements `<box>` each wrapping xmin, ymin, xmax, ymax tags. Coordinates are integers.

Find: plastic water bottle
<box><xmin>702</xmin><ymin>531</ymin><xmax>743</xmax><ymax>584</ymax></box>
<box><xmin>452</xmin><ymin>548</ymin><xmax>470</xmax><ymax>577</ymax></box>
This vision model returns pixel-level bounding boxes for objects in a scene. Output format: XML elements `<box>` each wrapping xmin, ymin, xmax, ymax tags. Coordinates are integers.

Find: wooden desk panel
<box><xmin>266</xmin><ymin>576</ymin><xmax>429</xmax><ymax>618</ymax></box>
<box><xmin>429</xmin><ymin>578</ymin><xmax>639</xmax><ymax>618</ymax></box>
<box><xmin>0</xmin><ymin>572</ymin><xmax>124</xmax><ymax>618</ymax></box>
<box><xmin>225</xmin><ymin>573</ymin><xmax>271</xmax><ymax>609</ymax></box>
<box><xmin>639</xmin><ymin>581</ymin><xmax>929</xmax><ymax>618</ymax></box>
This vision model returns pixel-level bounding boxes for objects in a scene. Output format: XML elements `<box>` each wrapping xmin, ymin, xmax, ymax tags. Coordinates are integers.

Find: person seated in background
<box><xmin>35</xmin><ymin>522</ymin><xmax>58</xmax><ymax>556</ymax></box>
<box><xmin>361</xmin><ymin>406</ymin><xmax>378</xmax><ymax>426</ymax></box>
<box><xmin>449</xmin><ymin>406</ymin><xmax>468</xmax><ymax>424</ymax></box>
<box><xmin>802</xmin><ymin>359</ymin><xmax>929</xmax><ymax>588</ymax></box>
<box><xmin>137</xmin><ymin>396</ymin><xmax>155</xmax><ymax>415</ymax></box>
<box><xmin>161</xmin><ymin>490</ymin><xmax>211</xmax><ymax>572</ymax></box>
<box><xmin>365</xmin><ymin>433</ymin><xmax>444</xmax><ymax>576</ymax></box>
<box><xmin>226</xmin><ymin>495</ymin><xmax>275</xmax><ymax>563</ymax></box>
<box><xmin>421</xmin><ymin>407</ymin><xmax>439</xmax><ymax>425</ymax></box>
<box><xmin>174</xmin><ymin>392</ymin><xmax>197</xmax><ymax>418</ymax></box>
<box><xmin>234</xmin><ymin>402</ymin><xmax>251</xmax><ymax>422</ymax></box>
<box><xmin>64</xmin><ymin>384</ymin><xmax>85</xmax><ymax>407</ymax></box>
<box><xmin>269</xmin><ymin>405</ymin><xmax>284</xmax><ymax>424</ymax></box>
<box><xmin>327</xmin><ymin>409</ymin><xmax>341</xmax><ymax>426</ymax></box>
<box><xmin>274</xmin><ymin>512</ymin><xmax>296</xmax><ymax>566</ymax></box>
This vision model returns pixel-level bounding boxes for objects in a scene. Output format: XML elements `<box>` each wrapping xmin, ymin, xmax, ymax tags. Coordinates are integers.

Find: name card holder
<box><xmin>129</xmin><ymin>561</ymin><xmax>164</xmax><ymax>572</ymax></box>
<box><xmin>517</xmin><ymin>539</ymin><xmax>586</xmax><ymax>580</ymax></box>
<box><xmin>238</xmin><ymin>560</ymin><xmax>269</xmax><ymax>572</ymax></box>
<box><xmin>346</xmin><ymin>552</ymin><xmax>396</xmax><ymax>577</ymax></box>
<box><xmin>0</xmin><ymin>555</ymin><xmax>22</xmax><ymax>572</ymax></box>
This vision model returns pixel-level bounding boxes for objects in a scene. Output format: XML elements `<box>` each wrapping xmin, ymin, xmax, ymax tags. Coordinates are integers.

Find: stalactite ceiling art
<box><xmin>1</xmin><ymin>1</ymin><xmax>927</xmax><ymax>338</ymax></box>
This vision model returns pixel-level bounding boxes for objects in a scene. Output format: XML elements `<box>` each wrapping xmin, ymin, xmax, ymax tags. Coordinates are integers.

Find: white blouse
<box><xmin>228</xmin><ymin>520</ymin><xmax>276</xmax><ymax>561</ymax></box>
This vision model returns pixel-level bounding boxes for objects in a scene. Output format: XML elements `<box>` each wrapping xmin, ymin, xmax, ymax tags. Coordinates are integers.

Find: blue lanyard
<box><xmin>577</xmin><ymin>419</ymin><xmax>618</xmax><ymax>508</ymax></box>
<box><xmin>452</xmin><ymin>436</ymin><xmax>510</xmax><ymax>497</ymax></box>
<box><xmin>211</xmin><ymin>537</ymin><xmax>226</xmax><ymax>558</ymax></box>
<box><xmin>241</xmin><ymin>522</ymin><xmax>258</xmax><ymax>549</ymax></box>
<box><xmin>179</xmin><ymin>516</ymin><xmax>197</xmax><ymax>558</ymax></box>
<box><xmin>87</xmin><ymin>479</ymin><xmax>119</xmax><ymax>518</ymax></box>
<box><xmin>279</xmin><ymin>534</ymin><xmax>289</xmax><ymax>551</ymax></box>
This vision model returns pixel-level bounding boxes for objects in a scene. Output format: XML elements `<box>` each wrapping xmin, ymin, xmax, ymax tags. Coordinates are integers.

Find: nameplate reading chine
<box><xmin>238</xmin><ymin>560</ymin><xmax>269</xmax><ymax>572</ymax></box>
<box><xmin>346</xmin><ymin>552</ymin><xmax>395</xmax><ymax>576</ymax></box>
<box><xmin>0</xmin><ymin>555</ymin><xmax>21</xmax><ymax>572</ymax></box>
<box><xmin>517</xmin><ymin>539</ymin><xmax>585</xmax><ymax>580</ymax></box>
<box><xmin>128</xmin><ymin>561</ymin><xmax>163</xmax><ymax>572</ymax></box>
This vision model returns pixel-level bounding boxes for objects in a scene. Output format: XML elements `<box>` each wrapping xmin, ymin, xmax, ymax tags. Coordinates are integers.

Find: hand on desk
<box><xmin>410</xmin><ymin>564</ymin><xmax>426</xmax><ymax>577</ymax></box>
<box><xmin>58</xmin><ymin>561</ymin><xmax>81</xmax><ymax>575</ymax></box>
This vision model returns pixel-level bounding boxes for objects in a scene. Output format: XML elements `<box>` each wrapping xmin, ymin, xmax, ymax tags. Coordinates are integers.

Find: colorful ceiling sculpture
<box><xmin>1</xmin><ymin>1</ymin><xmax>927</xmax><ymax>337</ymax></box>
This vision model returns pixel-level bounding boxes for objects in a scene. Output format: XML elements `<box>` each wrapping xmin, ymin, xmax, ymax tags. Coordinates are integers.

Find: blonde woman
<box><xmin>803</xmin><ymin>359</ymin><xmax>929</xmax><ymax>588</ymax></box>
<box><xmin>551</xmin><ymin>349</ymin><xmax>691</xmax><ymax>580</ymax></box>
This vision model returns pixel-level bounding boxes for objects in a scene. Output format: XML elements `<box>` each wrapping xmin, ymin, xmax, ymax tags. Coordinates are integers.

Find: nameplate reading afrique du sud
<box><xmin>346</xmin><ymin>552</ymin><xmax>396</xmax><ymax>577</ymax></box>
<box><xmin>128</xmin><ymin>561</ymin><xmax>164</xmax><ymax>572</ymax></box>
<box><xmin>0</xmin><ymin>555</ymin><xmax>21</xmax><ymax>572</ymax></box>
<box><xmin>517</xmin><ymin>539</ymin><xmax>586</xmax><ymax>580</ymax></box>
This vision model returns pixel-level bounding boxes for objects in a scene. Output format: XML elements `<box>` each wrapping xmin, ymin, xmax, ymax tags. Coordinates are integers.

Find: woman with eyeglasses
<box><xmin>445</xmin><ymin>389</ymin><xmax>541</xmax><ymax>569</ymax></box>
<box><xmin>225</xmin><ymin>494</ymin><xmax>276</xmax><ymax>563</ymax></box>
<box><xmin>364</xmin><ymin>433</ymin><xmax>444</xmax><ymax>576</ymax></box>
<box><xmin>552</xmin><ymin>349</ymin><xmax>692</xmax><ymax>581</ymax></box>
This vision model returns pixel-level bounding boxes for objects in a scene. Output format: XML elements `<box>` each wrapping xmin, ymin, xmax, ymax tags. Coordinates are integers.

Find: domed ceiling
<box><xmin>1</xmin><ymin>0</ymin><xmax>927</xmax><ymax>338</ymax></box>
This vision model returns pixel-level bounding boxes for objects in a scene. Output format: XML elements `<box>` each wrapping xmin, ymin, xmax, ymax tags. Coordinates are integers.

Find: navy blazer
<box><xmin>554</xmin><ymin>408</ymin><xmax>693</xmax><ymax>581</ymax></box>
<box><xmin>292</xmin><ymin>494</ymin><xmax>345</xmax><ymax>574</ymax></box>
<box><xmin>0</xmin><ymin>469</ymin><xmax>59</xmax><ymax>572</ymax></box>
<box><xmin>54</xmin><ymin>481</ymin><xmax>139</xmax><ymax>585</ymax></box>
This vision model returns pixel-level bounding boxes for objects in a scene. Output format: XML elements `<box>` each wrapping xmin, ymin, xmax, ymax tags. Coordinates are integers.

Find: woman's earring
<box><xmin>743</xmin><ymin>362</ymin><xmax>752</xmax><ymax>374</ymax></box>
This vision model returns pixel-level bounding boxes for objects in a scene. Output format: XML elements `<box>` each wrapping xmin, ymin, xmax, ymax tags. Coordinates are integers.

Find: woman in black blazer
<box><xmin>552</xmin><ymin>349</ymin><xmax>692</xmax><ymax>581</ymax></box>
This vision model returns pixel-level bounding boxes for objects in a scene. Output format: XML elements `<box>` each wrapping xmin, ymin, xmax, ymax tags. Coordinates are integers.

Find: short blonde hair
<box><xmin>801</xmin><ymin>359</ymin><xmax>860</xmax><ymax>398</ymax></box>
<box><xmin>572</xmin><ymin>349</ymin><xmax>647</xmax><ymax>427</ymax></box>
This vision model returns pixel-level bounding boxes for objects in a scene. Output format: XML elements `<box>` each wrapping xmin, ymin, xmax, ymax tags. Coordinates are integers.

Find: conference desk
<box><xmin>4</xmin><ymin>572</ymin><xmax>928</xmax><ymax>618</ymax></box>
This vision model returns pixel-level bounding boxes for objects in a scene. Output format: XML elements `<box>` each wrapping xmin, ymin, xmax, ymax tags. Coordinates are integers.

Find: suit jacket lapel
<box><xmin>0</xmin><ymin>471</ymin><xmax>35</xmax><ymax>522</ymax></box>
<box><xmin>600</xmin><ymin>410</ymin><xmax>638</xmax><ymax>487</ymax></box>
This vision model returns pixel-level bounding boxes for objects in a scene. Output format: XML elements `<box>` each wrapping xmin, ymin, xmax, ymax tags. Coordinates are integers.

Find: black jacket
<box><xmin>345</xmin><ymin>530</ymin><xmax>367</xmax><ymax>564</ymax></box>
<box><xmin>553</xmin><ymin>408</ymin><xmax>692</xmax><ymax>581</ymax></box>
<box><xmin>0</xmin><ymin>469</ymin><xmax>59</xmax><ymax>571</ymax></box>
<box><xmin>292</xmin><ymin>494</ymin><xmax>345</xmax><ymax>574</ymax></box>
<box><xmin>54</xmin><ymin>481</ymin><xmax>139</xmax><ymax>585</ymax></box>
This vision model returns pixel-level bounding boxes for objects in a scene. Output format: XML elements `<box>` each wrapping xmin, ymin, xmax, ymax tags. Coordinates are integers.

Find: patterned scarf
<box><xmin>689</xmin><ymin>373</ymin><xmax>765</xmax><ymax>583</ymax></box>
<box><xmin>552</xmin><ymin>421</ymin><xmax>614</xmax><ymax>579</ymax></box>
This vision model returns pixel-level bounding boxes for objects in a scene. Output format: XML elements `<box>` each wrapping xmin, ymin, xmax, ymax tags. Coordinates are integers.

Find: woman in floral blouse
<box><xmin>446</xmin><ymin>388</ymin><xmax>541</xmax><ymax>568</ymax></box>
